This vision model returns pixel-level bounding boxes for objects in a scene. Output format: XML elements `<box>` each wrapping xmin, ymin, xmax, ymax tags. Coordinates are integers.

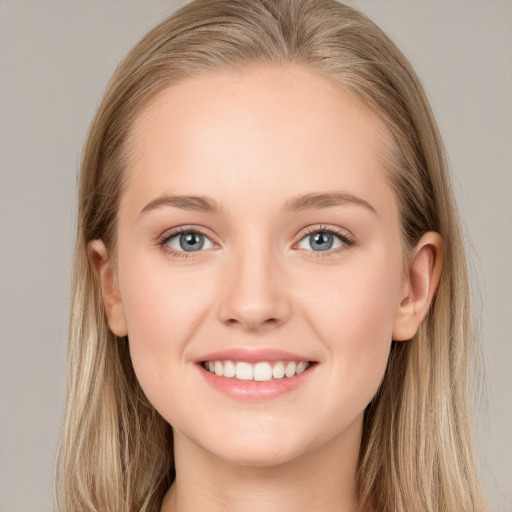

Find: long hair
<box><xmin>55</xmin><ymin>1</ymin><xmax>487</xmax><ymax>510</ymax></box>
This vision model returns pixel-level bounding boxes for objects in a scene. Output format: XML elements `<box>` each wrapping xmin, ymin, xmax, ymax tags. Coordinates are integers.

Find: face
<box><xmin>106</xmin><ymin>64</ymin><xmax>410</xmax><ymax>467</ymax></box>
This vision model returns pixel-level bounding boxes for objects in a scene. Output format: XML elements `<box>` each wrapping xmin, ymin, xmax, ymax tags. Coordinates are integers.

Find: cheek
<box><xmin>304</xmin><ymin>256</ymin><xmax>400</xmax><ymax>335</ymax></box>
<box><xmin>299</xmin><ymin>253</ymin><xmax>401</xmax><ymax>398</ymax></box>
<box><xmin>116</xmin><ymin>252</ymin><xmax>214</xmax><ymax>381</ymax></box>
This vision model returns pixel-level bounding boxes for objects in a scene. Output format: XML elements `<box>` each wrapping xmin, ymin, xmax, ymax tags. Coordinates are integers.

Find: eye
<box><xmin>296</xmin><ymin>226</ymin><xmax>354</xmax><ymax>254</ymax></box>
<box><xmin>159</xmin><ymin>228</ymin><xmax>215</xmax><ymax>254</ymax></box>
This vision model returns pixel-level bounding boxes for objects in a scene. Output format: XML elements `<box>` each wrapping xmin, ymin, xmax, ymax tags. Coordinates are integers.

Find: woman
<box><xmin>55</xmin><ymin>0</ymin><xmax>488</xmax><ymax>510</ymax></box>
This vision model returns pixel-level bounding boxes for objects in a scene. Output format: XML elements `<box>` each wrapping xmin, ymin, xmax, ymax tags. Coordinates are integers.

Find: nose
<box><xmin>217</xmin><ymin>245</ymin><xmax>291</xmax><ymax>332</ymax></box>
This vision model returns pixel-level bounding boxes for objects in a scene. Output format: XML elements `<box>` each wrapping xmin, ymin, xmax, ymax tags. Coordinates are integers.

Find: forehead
<box><xmin>122</xmin><ymin>63</ymin><xmax>396</xmax><ymax>220</ymax></box>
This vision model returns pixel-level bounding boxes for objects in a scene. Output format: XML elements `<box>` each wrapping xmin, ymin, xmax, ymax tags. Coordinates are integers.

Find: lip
<box><xmin>195</xmin><ymin>348</ymin><xmax>318</xmax><ymax>401</ymax></box>
<box><xmin>194</xmin><ymin>347</ymin><xmax>315</xmax><ymax>364</ymax></box>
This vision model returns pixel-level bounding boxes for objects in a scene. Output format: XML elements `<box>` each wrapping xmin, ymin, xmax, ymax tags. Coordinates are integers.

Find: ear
<box><xmin>392</xmin><ymin>232</ymin><xmax>443</xmax><ymax>341</ymax></box>
<box><xmin>88</xmin><ymin>240</ymin><xmax>128</xmax><ymax>337</ymax></box>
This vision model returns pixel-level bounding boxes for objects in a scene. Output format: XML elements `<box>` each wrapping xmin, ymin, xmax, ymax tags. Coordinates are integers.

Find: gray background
<box><xmin>0</xmin><ymin>1</ymin><xmax>510</xmax><ymax>511</ymax></box>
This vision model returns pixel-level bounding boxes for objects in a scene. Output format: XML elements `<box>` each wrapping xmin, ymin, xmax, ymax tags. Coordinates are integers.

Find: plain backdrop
<box><xmin>0</xmin><ymin>1</ymin><xmax>511</xmax><ymax>511</ymax></box>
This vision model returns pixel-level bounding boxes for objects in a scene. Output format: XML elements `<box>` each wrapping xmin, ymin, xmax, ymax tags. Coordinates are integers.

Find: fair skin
<box><xmin>90</xmin><ymin>64</ymin><xmax>442</xmax><ymax>512</ymax></box>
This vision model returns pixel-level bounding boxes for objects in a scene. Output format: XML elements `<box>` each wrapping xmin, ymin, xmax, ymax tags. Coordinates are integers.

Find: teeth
<box><xmin>284</xmin><ymin>361</ymin><xmax>297</xmax><ymax>377</ymax></box>
<box><xmin>224</xmin><ymin>360</ymin><xmax>236</xmax><ymax>378</ymax></box>
<box><xmin>254</xmin><ymin>362</ymin><xmax>272</xmax><ymax>381</ymax></box>
<box><xmin>296</xmin><ymin>361</ymin><xmax>307</xmax><ymax>374</ymax></box>
<box><xmin>272</xmin><ymin>361</ymin><xmax>285</xmax><ymax>379</ymax></box>
<box><xmin>235</xmin><ymin>362</ymin><xmax>253</xmax><ymax>380</ymax></box>
<box><xmin>203</xmin><ymin>360</ymin><xmax>310</xmax><ymax>380</ymax></box>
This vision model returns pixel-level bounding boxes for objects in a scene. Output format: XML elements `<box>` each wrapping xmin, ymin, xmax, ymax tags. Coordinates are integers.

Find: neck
<box><xmin>161</xmin><ymin>415</ymin><xmax>363</xmax><ymax>512</ymax></box>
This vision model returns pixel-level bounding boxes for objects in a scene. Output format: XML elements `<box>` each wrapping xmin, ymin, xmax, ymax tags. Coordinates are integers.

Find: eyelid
<box><xmin>293</xmin><ymin>224</ymin><xmax>355</xmax><ymax>257</ymax></box>
<box><xmin>157</xmin><ymin>223</ymin><xmax>355</xmax><ymax>259</ymax></box>
<box><xmin>157</xmin><ymin>224</ymin><xmax>214</xmax><ymax>242</ymax></box>
<box><xmin>157</xmin><ymin>225</ymin><xmax>217</xmax><ymax>258</ymax></box>
<box><xmin>298</xmin><ymin>224</ymin><xmax>353</xmax><ymax>240</ymax></box>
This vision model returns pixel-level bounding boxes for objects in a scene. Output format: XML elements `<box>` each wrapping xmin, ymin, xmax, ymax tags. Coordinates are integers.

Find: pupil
<box><xmin>180</xmin><ymin>233</ymin><xmax>204</xmax><ymax>252</ymax></box>
<box><xmin>311</xmin><ymin>232</ymin><xmax>333</xmax><ymax>251</ymax></box>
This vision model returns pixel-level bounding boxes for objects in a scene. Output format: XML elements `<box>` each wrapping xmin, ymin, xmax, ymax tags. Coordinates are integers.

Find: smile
<box><xmin>196</xmin><ymin>349</ymin><xmax>317</xmax><ymax>400</ymax></box>
<box><xmin>202</xmin><ymin>360</ymin><xmax>311</xmax><ymax>381</ymax></box>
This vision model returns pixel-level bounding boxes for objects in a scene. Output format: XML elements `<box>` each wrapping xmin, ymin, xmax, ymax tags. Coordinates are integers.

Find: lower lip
<box><xmin>198</xmin><ymin>364</ymin><xmax>316</xmax><ymax>401</ymax></box>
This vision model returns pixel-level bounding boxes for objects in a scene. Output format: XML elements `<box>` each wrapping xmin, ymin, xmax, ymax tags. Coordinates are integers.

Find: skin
<box><xmin>90</xmin><ymin>64</ymin><xmax>442</xmax><ymax>512</ymax></box>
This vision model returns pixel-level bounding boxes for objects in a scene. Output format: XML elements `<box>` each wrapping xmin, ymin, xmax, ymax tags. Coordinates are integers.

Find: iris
<box><xmin>310</xmin><ymin>232</ymin><xmax>333</xmax><ymax>251</ymax></box>
<box><xmin>180</xmin><ymin>232</ymin><xmax>204</xmax><ymax>251</ymax></box>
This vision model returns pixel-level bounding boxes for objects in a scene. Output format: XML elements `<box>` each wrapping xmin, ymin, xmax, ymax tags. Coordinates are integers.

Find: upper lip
<box><xmin>194</xmin><ymin>348</ymin><xmax>316</xmax><ymax>364</ymax></box>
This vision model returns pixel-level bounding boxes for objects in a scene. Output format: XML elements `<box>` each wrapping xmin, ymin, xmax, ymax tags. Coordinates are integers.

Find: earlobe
<box><xmin>392</xmin><ymin>232</ymin><xmax>443</xmax><ymax>341</ymax></box>
<box><xmin>88</xmin><ymin>240</ymin><xmax>128</xmax><ymax>337</ymax></box>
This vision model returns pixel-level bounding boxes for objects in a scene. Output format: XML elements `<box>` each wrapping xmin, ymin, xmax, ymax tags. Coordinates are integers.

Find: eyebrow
<box><xmin>280</xmin><ymin>191</ymin><xmax>377</xmax><ymax>215</ymax></box>
<box><xmin>140</xmin><ymin>195</ymin><xmax>224</xmax><ymax>216</ymax></box>
<box><xmin>139</xmin><ymin>191</ymin><xmax>377</xmax><ymax>217</ymax></box>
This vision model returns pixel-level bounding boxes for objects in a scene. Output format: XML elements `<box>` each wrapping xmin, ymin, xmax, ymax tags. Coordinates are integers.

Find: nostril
<box><xmin>225</xmin><ymin>316</ymin><xmax>282</xmax><ymax>331</ymax></box>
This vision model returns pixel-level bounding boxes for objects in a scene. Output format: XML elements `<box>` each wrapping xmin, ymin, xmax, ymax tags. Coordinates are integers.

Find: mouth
<box><xmin>201</xmin><ymin>359</ymin><xmax>313</xmax><ymax>381</ymax></box>
<box><xmin>196</xmin><ymin>350</ymin><xmax>317</xmax><ymax>400</ymax></box>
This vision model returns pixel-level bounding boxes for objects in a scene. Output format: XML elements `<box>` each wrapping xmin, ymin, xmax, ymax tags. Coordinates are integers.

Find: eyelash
<box><xmin>157</xmin><ymin>225</ymin><xmax>355</xmax><ymax>260</ymax></box>
<box><xmin>157</xmin><ymin>226</ymin><xmax>213</xmax><ymax>260</ymax></box>
<box><xmin>300</xmin><ymin>225</ymin><xmax>355</xmax><ymax>257</ymax></box>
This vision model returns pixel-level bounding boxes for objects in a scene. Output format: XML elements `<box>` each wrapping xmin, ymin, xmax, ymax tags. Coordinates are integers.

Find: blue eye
<box><xmin>158</xmin><ymin>225</ymin><xmax>354</xmax><ymax>259</ymax></box>
<box><xmin>297</xmin><ymin>228</ymin><xmax>353</xmax><ymax>253</ymax></box>
<box><xmin>161</xmin><ymin>229</ymin><xmax>214</xmax><ymax>253</ymax></box>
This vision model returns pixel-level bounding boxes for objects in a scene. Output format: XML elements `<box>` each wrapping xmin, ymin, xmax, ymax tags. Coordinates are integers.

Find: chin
<box><xmin>187</xmin><ymin>420</ymin><xmax>308</xmax><ymax>468</ymax></box>
<box><xmin>212</xmin><ymin>441</ymin><xmax>302</xmax><ymax>468</ymax></box>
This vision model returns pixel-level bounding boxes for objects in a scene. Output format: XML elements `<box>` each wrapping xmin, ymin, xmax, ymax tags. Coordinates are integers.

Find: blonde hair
<box><xmin>55</xmin><ymin>1</ymin><xmax>487</xmax><ymax>511</ymax></box>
